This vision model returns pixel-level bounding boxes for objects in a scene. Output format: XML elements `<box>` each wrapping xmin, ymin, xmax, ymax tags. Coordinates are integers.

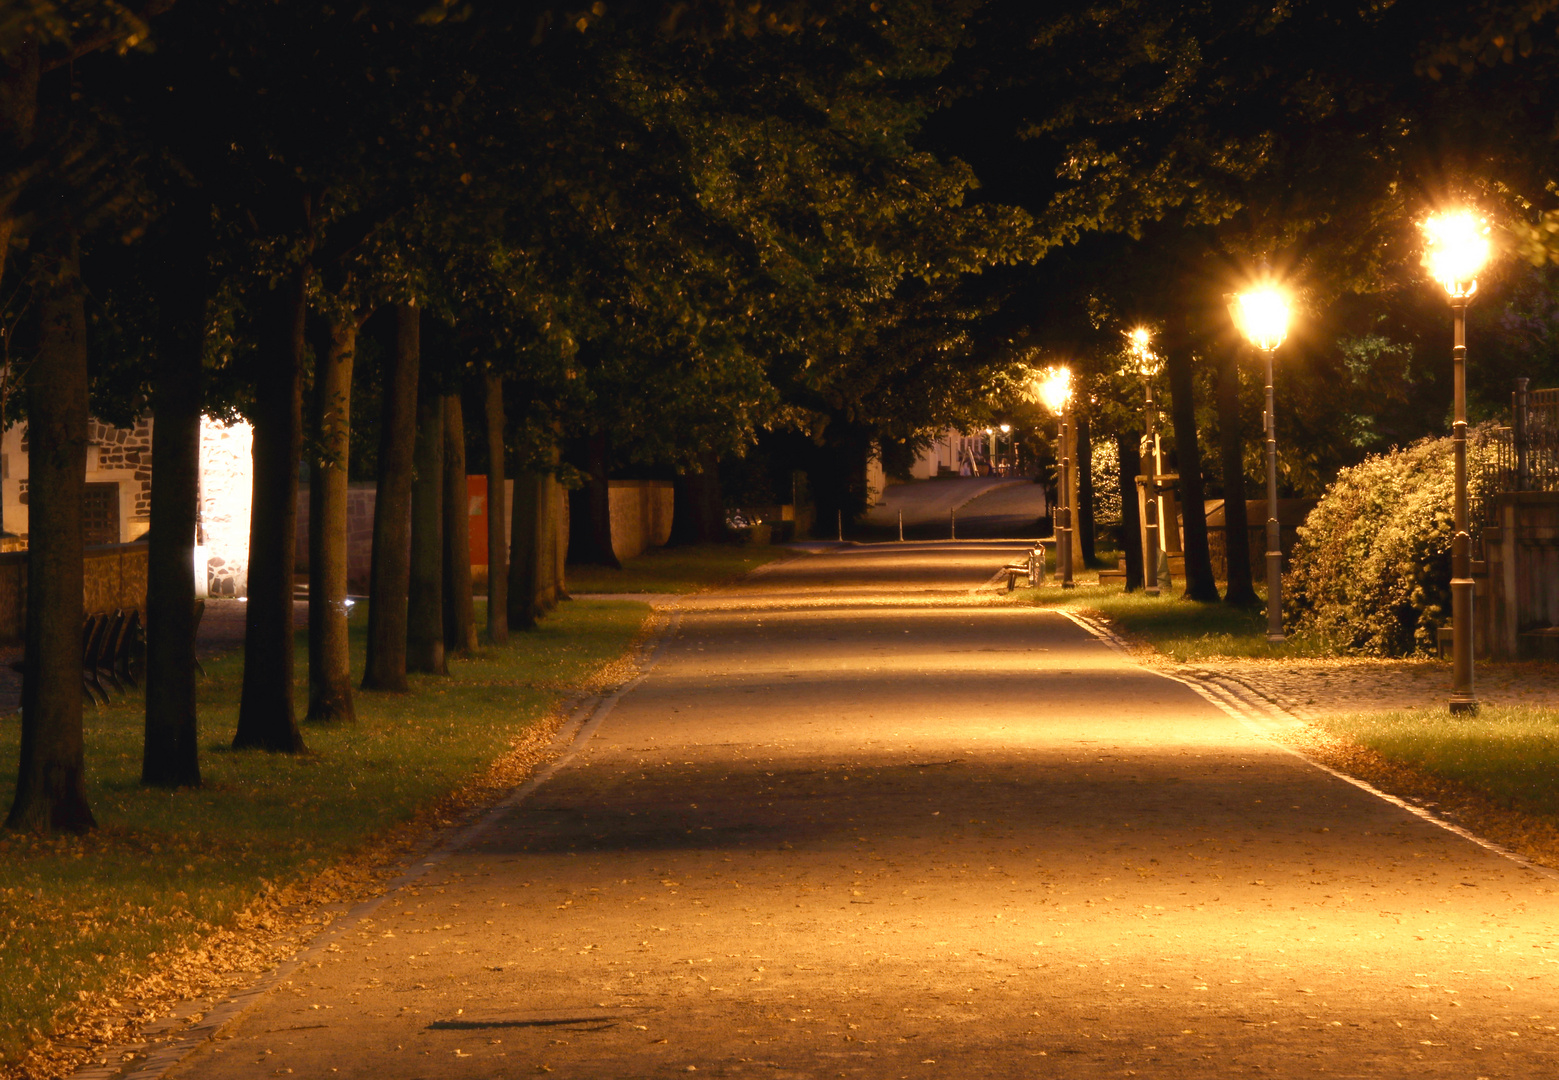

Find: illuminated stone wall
<box><xmin>199</xmin><ymin>416</ymin><xmax>254</xmax><ymax>596</ymax></box>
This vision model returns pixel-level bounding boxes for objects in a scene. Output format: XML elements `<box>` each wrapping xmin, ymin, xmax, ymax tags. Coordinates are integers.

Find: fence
<box><xmin>1474</xmin><ymin>381</ymin><xmax>1559</xmax><ymax>551</ymax></box>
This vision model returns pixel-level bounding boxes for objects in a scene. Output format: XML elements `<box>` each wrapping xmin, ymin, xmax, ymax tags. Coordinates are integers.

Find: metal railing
<box><xmin>1473</xmin><ymin>380</ymin><xmax>1559</xmax><ymax>554</ymax></box>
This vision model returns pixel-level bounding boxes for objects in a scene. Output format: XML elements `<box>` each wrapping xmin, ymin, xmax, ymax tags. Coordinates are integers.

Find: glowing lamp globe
<box><xmin>1036</xmin><ymin>366</ymin><xmax>1072</xmax><ymax>415</ymax></box>
<box><xmin>1422</xmin><ymin>211</ymin><xmax>1490</xmax><ymax>300</ymax></box>
<box><xmin>1232</xmin><ymin>288</ymin><xmax>1290</xmax><ymax>353</ymax></box>
<box><xmin>1126</xmin><ymin>327</ymin><xmax>1161</xmax><ymax>378</ymax></box>
<box><xmin>999</xmin><ymin>423</ymin><xmax>1011</xmax><ymax>433</ymax></box>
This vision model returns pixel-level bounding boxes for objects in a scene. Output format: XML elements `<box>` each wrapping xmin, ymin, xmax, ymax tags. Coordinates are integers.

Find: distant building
<box><xmin>1</xmin><ymin>416</ymin><xmax>254</xmax><ymax>596</ymax></box>
<box><xmin>908</xmin><ymin>430</ymin><xmax>987</xmax><ymax>479</ymax></box>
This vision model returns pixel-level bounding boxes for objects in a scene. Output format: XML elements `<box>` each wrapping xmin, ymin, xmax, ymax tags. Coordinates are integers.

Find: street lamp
<box><xmin>999</xmin><ymin>423</ymin><xmax>1012</xmax><ymax>474</ymax></box>
<box><xmin>1127</xmin><ymin>328</ymin><xmax>1162</xmax><ymax>596</ymax></box>
<box><xmin>1230</xmin><ymin>287</ymin><xmax>1292</xmax><ymax>643</ymax></box>
<box><xmin>1037</xmin><ymin>366</ymin><xmax>1074</xmax><ymax>588</ymax></box>
<box><xmin>1423</xmin><ymin>210</ymin><xmax>1492</xmax><ymax>714</ymax></box>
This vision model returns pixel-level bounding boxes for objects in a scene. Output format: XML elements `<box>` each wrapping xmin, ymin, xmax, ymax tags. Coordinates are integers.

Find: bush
<box><xmin>1285</xmin><ymin>427</ymin><xmax>1497</xmax><ymax>656</ymax></box>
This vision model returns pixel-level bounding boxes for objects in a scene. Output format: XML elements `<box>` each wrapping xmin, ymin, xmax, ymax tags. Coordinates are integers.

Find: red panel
<box><xmin>467</xmin><ymin>475</ymin><xmax>487</xmax><ymax>566</ymax></box>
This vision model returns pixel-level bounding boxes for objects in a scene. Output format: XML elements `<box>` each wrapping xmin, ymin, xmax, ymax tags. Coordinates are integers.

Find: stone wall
<box><xmin>297</xmin><ymin>478</ymin><xmax>567</xmax><ymax>596</ymax></box>
<box><xmin>0</xmin><ymin>542</ymin><xmax>148</xmax><ymax>645</ymax></box>
<box><xmin>607</xmin><ymin>480</ymin><xmax>675</xmax><ymax>563</ymax></box>
<box><xmin>89</xmin><ymin>418</ymin><xmax>154</xmax><ymax>524</ymax></box>
<box><xmin>296</xmin><ymin>483</ymin><xmax>379</xmax><ymax>595</ymax></box>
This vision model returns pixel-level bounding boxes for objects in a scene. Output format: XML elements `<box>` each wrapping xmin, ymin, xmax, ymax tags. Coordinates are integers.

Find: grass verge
<box><xmin>1015</xmin><ymin>581</ymin><xmax>1339</xmax><ymax>662</ymax></box>
<box><xmin>0</xmin><ymin>599</ymin><xmax>650</xmax><ymax>1069</ymax></box>
<box><xmin>1315</xmin><ymin>706</ymin><xmax>1559</xmax><ymax>819</ymax></box>
<box><xmin>567</xmin><ymin>542</ymin><xmax>786</xmax><ymax>594</ymax></box>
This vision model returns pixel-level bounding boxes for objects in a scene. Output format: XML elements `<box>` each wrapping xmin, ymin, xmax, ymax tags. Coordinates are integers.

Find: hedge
<box><xmin>1285</xmin><ymin>427</ymin><xmax>1497</xmax><ymax>656</ymax></box>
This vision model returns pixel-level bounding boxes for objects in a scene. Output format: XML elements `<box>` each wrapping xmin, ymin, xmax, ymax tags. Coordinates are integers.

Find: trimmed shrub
<box><xmin>1285</xmin><ymin>427</ymin><xmax>1497</xmax><ymax>656</ymax></box>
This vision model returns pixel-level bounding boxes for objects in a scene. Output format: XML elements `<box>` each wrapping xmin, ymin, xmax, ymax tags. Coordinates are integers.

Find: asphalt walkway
<box><xmin>164</xmin><ymin>546</ymin><xmax>1559</xmax><ymax>1078</ymax></box>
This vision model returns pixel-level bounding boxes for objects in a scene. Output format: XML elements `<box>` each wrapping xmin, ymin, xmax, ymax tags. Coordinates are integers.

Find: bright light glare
<box><xmin>1233</xmin><ymin>288</ymin><xmax>1290</xmax><ymax>352</ymax></box>
<box><xmin>1035</xmin><ymin>366</ymin><xmax>1072</xmax><ymax>414</ymax></box>
<box><xmin>1126</xmin><ymin>327</ymin><xmax>1160</xmax><ymax>376</ymax></box>
<box><xmin>999</xmin><ymin>423</ymin><xmax>1011</xmax><ymax>433</ymax></box>
<box><xmin>1422</xmin><ymin>211</ymin><xmax>1490</xmax><ymax>298</ymax></box>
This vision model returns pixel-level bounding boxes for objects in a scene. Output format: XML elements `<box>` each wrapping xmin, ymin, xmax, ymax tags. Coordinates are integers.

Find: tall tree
<box><xmin>407</xmin><ymin>366</ymin><xmax>445</xmax><ymax>675</ymax></box>
<box><xmin>1163</xmin><ymin>331</ymin><xmax>1220</xmax><ymax>602</ymax></box>
<box><xmin>1214</xmin><ymin>343</ymin><xmax>1257</xmax><ymax>606</ymax></box>
<box><xmin>141</xmin><ymin>202</ymin><xmax>209</xmax><ymax>787</ymax></box>
<box><xmin>362</xmin><ymin>301</ymin><xmax>420</xmax><ymax>691</ymax></box>
<box><xmin>1116</xmin><ymin>430</ymin><xmax>1144</xmax><ymax>592</ymax></box>
<box><xmin>7</xmin><ymin>226</ymin><xmax>93</xmax><ymax>832</ymax></box>
<box><xmin>568</xmin><ymin>430</ymin><xmax>619</xmax><ymax>567</ymax></box>
<box><xmin>441</xmin><ymin>391</ymin><xmax>474</xmax><ymax>652</ymax></box>
<box><xmin>507</xmin><ymin>470</ymin><xmax>543</xmax><ymax>630</ymax></box>
<box><xmin>233</xmin><ymin>263</ymin><xmax>308</xmax><ymax>753</ymax></box>
<box><xmin>483</xmin><ymin>370</ymin><xmax>508</xmax><ymax>645</ymax></box>
<box><xmin>305</xmin><ymin>309</ymin><xmax>358</xmax><ymax>722</ymax></box>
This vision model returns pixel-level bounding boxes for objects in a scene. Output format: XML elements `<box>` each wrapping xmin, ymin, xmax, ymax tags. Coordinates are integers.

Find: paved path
<box><xmin>167</xmin><ymin>546</ymin><xmax>1559</xmax><ymax>1078</ymax></box>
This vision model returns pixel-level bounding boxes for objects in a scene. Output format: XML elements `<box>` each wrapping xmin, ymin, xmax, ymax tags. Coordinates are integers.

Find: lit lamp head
<box><xmin>1035</xmin><ymin>365</ymin><xmax>1073</xmax><ymax>416</ymax></box>
<box><xmin>1231</xmin><ymin>288</ymin><xmax>1290</xmax><ymax>353</ymax></box>
<box><xmin>1127</xmin><ymin>327</ymin><xmax>1161</xmax><ymax>377</ymax></box>
<box><xmin>1422</xmin><ymin>210</ymin><xmax>1490</xmax><ymax>302</ymax></box>
<box><xmin>999</xmin><ymin>423</ymin><xmax>1011</xmax><ymax>434</ymax></box>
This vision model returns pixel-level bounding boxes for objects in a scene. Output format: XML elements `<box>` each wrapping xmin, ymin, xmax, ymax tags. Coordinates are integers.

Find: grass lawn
<box><xmin>0</xmin><ymin>599</ymin><xmax>650</xmax><ymax>1066</ymax></box>
<box><xmin>1316</xmin><ymin>707</ymin><xmax>1559</xmax><ymax>819</ymax></box>
<box><xmin>1015</xmin><ymin>579</ymin><xmax>1338</xmax><ymax>662</ymax></box>
<box><xmin>566</xmin><ymin>542</ymin><xmax>787</xmax><ymax>594</ymax></box>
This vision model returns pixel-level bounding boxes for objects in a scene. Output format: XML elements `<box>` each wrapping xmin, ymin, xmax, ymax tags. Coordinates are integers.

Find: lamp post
<box><xmin>1000</xmin><ymin>423</ymin><xmax>1012</xmax><ymax>475</ymax></box>
<box><xmin>1127</xmin><ymin>328</ymin><xmax>1162</xmax><ymax>596</ymax></box>
<box><xmin>1230</xmin><ymin>288</ymin><xmax>1292</xmax><ymax>643</ymax></box>
<box><xmin>1423</xmin><ymin>211</ymin><xmax>1492</xmax><ymax>715</ymax></box>
<box><xmin>1037</xmin><ymin>366</ymin><xmax>1074</xmax><ymax>588</ymax></box>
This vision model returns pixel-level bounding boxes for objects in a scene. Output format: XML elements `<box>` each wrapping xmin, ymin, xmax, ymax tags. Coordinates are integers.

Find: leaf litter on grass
<box><xmin>0</xmin><ymin>600</ymin><xmax>657</xmax><ymax>1080</ymax></box>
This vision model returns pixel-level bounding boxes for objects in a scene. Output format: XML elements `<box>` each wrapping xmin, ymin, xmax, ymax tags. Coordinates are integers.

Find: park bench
<box><xmin>1002</xmin><ymin>541</ymin><xmax>1048</xmax><ymax>591</ymax></box>
<box><xmin>81</xmin><ymin>608</ymin><xmax>145</xmax><ymax>704</ymax></box>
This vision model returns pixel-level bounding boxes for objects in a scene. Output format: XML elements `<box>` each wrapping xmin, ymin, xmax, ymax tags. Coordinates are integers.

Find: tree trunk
<box><xmin>1215</xmin><ymin>344</ymin><xmax>1258</xmax><ymax>606</ymax></box>
<box><xmin>234</xmin><ymin>268</ymin><xmax>309</xmax><ymax>752</ymax></box>
<box><xmin>1077</xmin><ymin>416</ymin><xmax>1097</xmax><ymax>567</ymax></box>
<box><xmin>671</xmin><ymin>450</ymin><xmax>724</xmax><ymax>544</ymax></box>
<box><xmin>442</xmin><ymin>393</ymin><xmax>475</xmax><ymax>652</ymax></box>
<box><xmin>406</xmin><ymin>370</ymin><xmax>445</xmax><ymax>675</ymax></box>
<box><xmin>142</xmin><ymin>205</ymin><xmax>208</xmax><ymax>788</ymax></box>
<box><xmin>507</xmin><ymin>470</ymin><xmax>542</xmax><ymax>631</ymax></box>
<box><xmin>483</xmin><ymin>372</ymin><xmax>508</xmax><ymax>645</ymax></box>
<box><xmin>305</xmin><ymin>314</ymin><xmax>357</xmax><ymax>723</ymax></box>
<box><xmin>1164</xmin><ymin>338</ymin><xmax>1221</xmax><ymax>602</ymax></box>
<box><xmin>362</xmin><ymin>302</ymin><xmax>419</xmax><ymax>691</ymax></box>
<box><xmin>1116</xmin><ymin>431</ymin><xmax>1144</xmax><ymax>592</ymax></box>
<box><xmin>568</xmin><ymin>430</ymin><xmax>619</xmax><ymax>567</ymax></box>
<box><xmin>6</xmin><ymin>227</ymin><xmax>94</xmax><ymax>832</ymax></box>
<box><xmin>551</xmin><ymin>468</ymin><xmax>570</xmax><ymax>603</ymax></box>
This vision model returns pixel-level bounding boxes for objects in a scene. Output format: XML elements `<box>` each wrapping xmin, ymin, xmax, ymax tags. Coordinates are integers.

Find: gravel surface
<box><xmin>1169</xmin><ymin>655</ymin><xmax>1559</xmax><ymax>719</ymax></box>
